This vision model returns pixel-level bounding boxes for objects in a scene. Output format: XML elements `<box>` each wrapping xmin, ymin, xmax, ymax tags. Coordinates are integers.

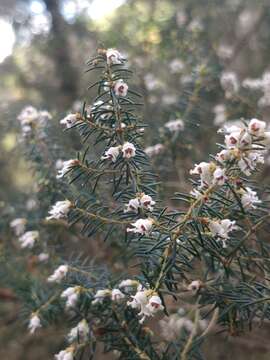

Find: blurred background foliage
<box><xmin>1</xmin><ymin>0</ymin><xmax>270</xmax><ymax>359</ymax></box>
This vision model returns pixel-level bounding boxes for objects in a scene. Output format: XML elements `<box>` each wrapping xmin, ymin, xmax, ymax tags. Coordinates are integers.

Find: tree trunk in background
<box><xmin>44</xmin><ymin>0</ymin><xmax>78</xmax><ymax>110</ymax></box>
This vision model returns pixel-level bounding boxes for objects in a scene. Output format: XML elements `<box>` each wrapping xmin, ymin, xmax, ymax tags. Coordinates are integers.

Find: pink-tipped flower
<box><xmin>127</xmin><ymin>218</ymin><xmax>153</xmax><ymax>235</ymax></box>
<box><xmin>60</xmin><ymin>113</ymin><xmax>80</xmax><ymax>129</ymax></box>
<box><xmin>101</xmin><ymin>146</ymin><xmax>120</xmax><ymax>162</ymax></box>
<box><xmin>48</xmin><ymin>265</ymin><xmax>68</xmax><ymax>283</ymax></box>
<box><xmin>106</xmin><ymin>48</ymin><xmax>124</xmax><ymax>65</ymax></box>
<box><xmin>28</xmin><ymin>314</ymin><xmax>41</xmax><ymax>334</ymax></box>
<box><xmin>122</xmin><ymin>142</ymin><xmax>136</xmax><ymax>159</ymax></box>
<box><xmin>56</xmin><ymin>159</ymin><xmax>79</xmax><ymax>179</ymax></box>
<box><xmin>248</xmin><ymin>118</ymin><xmax>266</xmax><ymax>137</ymax></box>
<box><xmin>114</xmin><ymin>79</ymin><xmax>128</xmax><ymax>97</ymax></box>
<box><xmin>46</xmin><ymin>200</ymin><xmax>72</xmax><ymax>220</ymax></box>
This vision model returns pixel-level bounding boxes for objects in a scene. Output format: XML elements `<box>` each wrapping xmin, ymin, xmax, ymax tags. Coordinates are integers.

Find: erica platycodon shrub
<box><xmin>10</xmin><ymin>47</ymin><xmax>270</xmax><ymax>360</ymax></box>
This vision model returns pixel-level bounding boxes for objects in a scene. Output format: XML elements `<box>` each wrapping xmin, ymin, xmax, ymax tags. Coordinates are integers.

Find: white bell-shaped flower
<box><xmin>213</xmin><ymin>167</ymin><xmax>227</xmax><ymax>185</ymax></box>
<box><xmin>106</xmin><ymin>48</ymin><xmax>124</xmax><ymax>65</ymax></box>
<box><xmin>56</xmin><ymin>159</ymin><xmax>79</xmax><ymax>179</ymax></box>
<box><xmin>248</xmin><ymin>118</ymin><xmax>266</xmax><ymax>137</ymax></box>
<box><xmin>209</xmin><ymin>219</ymin><xmax>237</xmax><ymax>247</ymax></box>
<box><xmin>10</xmin><ymin>218</ymin><xmax>27</xmax><ymax>236</ymax></box>
<box><xmin>122</xmin><ymin>142</ymin><xmax>136</xmax><ymax>159</ymax></box>
<box><xmin>48</xmin><ymin>265</ymin><xmax>68</xmax><ymax>283</ymax></box>
<box><xmin>124</xmin><ymin>198</ymin><xmax>141</xmax><ymax>213</ymax></box>
<box><xmin>241</xmin><ymin>187</ymin><xmax>261</xmax><ymax>209</ymax></box>
<box><xmin>60</xmin><ymin>113</ymin><xmax>80</xmax><ymax>129</ymax></box>
<box><xmin>114</xmin><ymin>79</ymin><xmax>128</xmax><ymax>97</ymax></box>
<box><xmin>140</xmin><ymin>194</ymin><xmax>156</xmax><ymax>211</ymax></box>
<box><xmin>61</xmin><ymin>286</ymin><xmax>81</xmax><ymax>308</ymax></box>
<box><xmin>46</xmin><ymin>200</ymin><xmax>72</xmax><ymax>220</ymax></box>
<box><xmin>101</xmin><ymin>146</ymin><xmax>120</xmax><ymax>162</ymax></box>
<box><xmin>190</xmin><ymin>162</ymin><xmax>215</xmax><ymax>188</ymax></box>
<box><xmin>18</xmin><ymin>230</ymin><xmax>39</xmax><ymax>249</ymax></box>
<box><xmin>28</xmin><ymin>314</ymin><xmax>41</xmax><ymax>334</ymax></box>
<box><xmin>127</xmin><ymin>218</ymin><xmax>153</xmax><ymax>235</ymax></box>
<box><xmin>67</xmin><ymin>319</ymin><xmax>89</xmax><ymax>343</ymax></box>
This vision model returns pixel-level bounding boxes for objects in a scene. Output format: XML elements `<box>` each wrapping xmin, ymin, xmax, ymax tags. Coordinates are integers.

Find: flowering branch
<box><xmin>17</xmin><ymin>47</ymin><xmax>270</xmax><ymax>360</ymax></box>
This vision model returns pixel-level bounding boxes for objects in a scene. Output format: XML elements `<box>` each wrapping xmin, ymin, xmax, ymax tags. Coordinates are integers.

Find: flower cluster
<box><xmin>101</xmin><ymin>142</ymin><xmax>136</xmax><ymax>162</ymax></box>
<box><xmin>190</xmin><ymin>162</ymin><xmax>226</xmax><ymax>188</ymax></box>
<box><xmin>92</xmin><ymin>288</ymin><xmax>125</xmax><ymax>304</ymax></box>
<box><xmin>52</xmin><ymin>275</ymin><xmax>164</xmax><ymax>336</ymax></box>
<box><xmin>240</xmin><ymin>187</ymin><xmax>261</xmax><ymax>210</ymax></box>
<box><xmin>10</xmin><ymin>218</ymin><xmax>40</xmax><ymax>249</ymax></box>
<box><xmin>124</xmin><ymin>193</ymin><xmax>156</xmax><ymax>212</ymax></box>
<box><xmin>46</xmin><ymin>200</ymin><xmax>72</xmax><ymax>220</ymax></box>
<box><xmin>127</xmin><ymin>288</ymin><xmax>164</xmax><ymax>323</ymax></box>
<box><xmin>216</xmin><ymin>119</ymin><xmax>269</xmax><ymax>176</ymax></box>
<box><xmin>17</xmin><ymin>106</ymin><xmax>52</xmax><ymax>135</ymax></box>
<box><xmin>91</xmin><ymin>280</ymin><xmax>164</xmax><ymax>324</ymax></box>
<box><xmin>208</xmin><ymin>219</ymin><xmax>237</xmax><ymax>248</ymax></box>
<box><xmin>127</xmin><ymin>218</ymin><xmax>154</xmax><ymax>235</ymax></box>
<box><xmin>188</xmin><ymin>118</ymin><xmax>270</xmax><ymax>248</ymax></box>
<box><xmin>191</xmin><ymin>119</ymin><xmax>270</xmax><ymax>188</ymax></box>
